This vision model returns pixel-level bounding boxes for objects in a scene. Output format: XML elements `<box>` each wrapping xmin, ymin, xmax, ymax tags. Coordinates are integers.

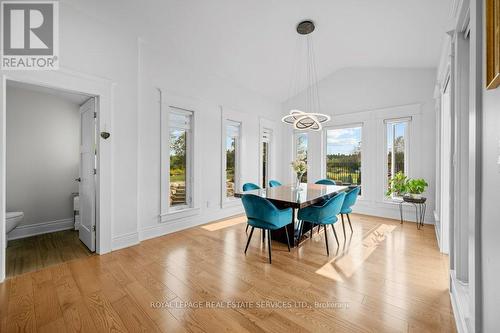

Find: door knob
<box><xmin>75</xmin><ymin>177</ymin><xmax>81</xmax><ymax>182</ymax></box>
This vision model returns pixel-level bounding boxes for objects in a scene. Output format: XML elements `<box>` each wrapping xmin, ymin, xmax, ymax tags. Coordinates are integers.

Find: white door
<box><xmin>79</xmin><ymin>98</ymin><xmax>96</xmax><ymax>252</ymax></box>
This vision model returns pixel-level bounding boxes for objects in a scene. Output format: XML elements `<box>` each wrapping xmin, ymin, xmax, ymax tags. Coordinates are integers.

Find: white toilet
<box><xmin>6</xmin><ymin>212</ymin><xmax>23</xmax><ymax>234</ymax></box>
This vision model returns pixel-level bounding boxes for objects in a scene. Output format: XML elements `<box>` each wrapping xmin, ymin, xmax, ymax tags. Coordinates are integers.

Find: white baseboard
<box><xmin>7</xmin><ymin>218</ymin><xmax>74</xmax><ymax>240</ymax></box>
<box><xmin>140</xmin><ymin>205</ymin><xmax>244</xmax><ymax>242</ymax></box>
<box><xmin>112</xmin><ymin>232</ymin><xmax>140</xmax><ymax>250</ymax></box>
<box><xmin>450</xmin><ymin>271</ymin><xmax>470</xmax><ymax>333</ymax></box>
<box><xmin>353</xmin><ymin>199</ymin><xmax>435</xmax><ymax>225</ymax></box>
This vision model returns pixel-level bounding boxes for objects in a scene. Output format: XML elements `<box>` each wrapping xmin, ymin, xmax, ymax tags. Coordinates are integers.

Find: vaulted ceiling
<box><xmin>66</xmin><ymin>0</ymin><xmax>452</xmax><ymax>102</ymax></box>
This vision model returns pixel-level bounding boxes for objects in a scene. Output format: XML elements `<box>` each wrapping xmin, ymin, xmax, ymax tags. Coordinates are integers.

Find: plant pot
<box><xmin>409</xmin><ymin>193</ymin><xmax>421</xmax><ymax>199</ymax></box>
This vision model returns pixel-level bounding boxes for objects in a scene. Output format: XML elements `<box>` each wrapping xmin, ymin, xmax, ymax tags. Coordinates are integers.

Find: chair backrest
<box><xmin>315</xmin><ymin>179</ymin><xmax>336</xmax><ymax>185</ymax></box>
<box><xmin>241</xmin><ymin>194</ymin><xmax>279</xmax><ymax>225</ymax></box>
<box><xmin>321</xmin><ymin>192</ymin><xmax>346</xmax><ymax>219</ymax></box>
<box><xmin>341</xmin><ymin>186</ymin><xmax>360</xmax><ymax>211</ymax></box>
<box><xmin>268</xmin><ymin>180</ymin><xmax>282</xmax><ymax>188</ymax></box>
<box><xmin>242</xmin><ymin>183</ymin><xmax>260</xmax><ymax>191</ymax></box>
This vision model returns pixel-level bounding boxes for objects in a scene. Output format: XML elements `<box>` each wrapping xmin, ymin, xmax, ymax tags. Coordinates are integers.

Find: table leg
<box><xmin>399</xmin><ymin>202</ymin><xmax>404</xmax><ymax>224</ymax></box>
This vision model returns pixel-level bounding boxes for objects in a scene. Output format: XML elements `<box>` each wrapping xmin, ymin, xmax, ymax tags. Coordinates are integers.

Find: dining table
<box><xmin>235</xmin><ymin>183</ymin><xmax>350</xmax><ymax>247</ymax></box>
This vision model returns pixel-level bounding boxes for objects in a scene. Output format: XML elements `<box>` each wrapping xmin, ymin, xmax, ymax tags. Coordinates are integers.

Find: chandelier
<box><xmin>281</xmin><ymin>20</ymin><xmax>330</xmax><ymax>131</ymax></box>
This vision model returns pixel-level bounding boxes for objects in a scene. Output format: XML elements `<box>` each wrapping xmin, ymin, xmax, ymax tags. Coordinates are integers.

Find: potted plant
<box><xmin>386</xmin><ymin>171</ymin><xmax>408</xmax><ymax>197</ymax></box>
<box><xmin>291</xmin><ymin>154</ymin><xmax>307</xmax><ymax>191</ymax></box>
<box><xmin>406</xmin><ymin>178</ymin><xmax>428</xmax><ymax>199</ymax></box>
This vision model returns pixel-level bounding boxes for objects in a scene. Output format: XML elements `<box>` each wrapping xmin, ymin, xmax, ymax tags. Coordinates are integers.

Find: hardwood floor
<box><xmin>6</xmin><ymin>230</ymin><xmax>94</xmax><ymax>278</ymax></box>
<box><xmin>0</xmin><ymin>214</ymin><xmax>456</xmax><ymax>332</ymax></box>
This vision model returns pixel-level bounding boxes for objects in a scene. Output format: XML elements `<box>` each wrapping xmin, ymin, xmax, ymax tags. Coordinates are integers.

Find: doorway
<box><xmin>4</xmin><ymin>81</ymin><xmax>97</xmax><ymax>277</ymax></box>
<box><xmin>0</xmin><ymin>70</ymin><xmax>113</xmax><ymax>282</ymax></box>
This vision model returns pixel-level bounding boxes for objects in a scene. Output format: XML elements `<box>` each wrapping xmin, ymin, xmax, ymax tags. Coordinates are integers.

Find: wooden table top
<box><xmin>234</xmin><ymin>183</ymin><xmax>350</xmax><ymax>209</ymax></box>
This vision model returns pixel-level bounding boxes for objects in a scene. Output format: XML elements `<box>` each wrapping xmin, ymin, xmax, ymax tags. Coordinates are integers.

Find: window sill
<box><xmin>160</xmin><ymin>207</ymin><xmax>200</xmax><ymax>223</ymax></box>
<box><xmin>381</xmin><ymin>197</ymin><xmax>404</xmax><ymax>205</ymax></box>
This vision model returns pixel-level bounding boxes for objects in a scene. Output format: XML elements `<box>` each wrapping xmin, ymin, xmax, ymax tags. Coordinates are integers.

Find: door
<box><xmin>79</xmin><ymin>98</ymin><xmax>96</xmax><ymax>252</ymax></box>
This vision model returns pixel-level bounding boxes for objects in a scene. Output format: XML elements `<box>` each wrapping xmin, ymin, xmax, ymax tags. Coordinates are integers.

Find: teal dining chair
<box><xmin>297</xmin><ymin>192</ymin><xmax>346</xmax><ymax>255</ymax></box>
<box><xmin>243</xmin><ymin>183</ymin><xmax>260</xmax><ymax>191</ymax></box>
<box><xmin>340</xmin><ymin>186</ymin><xmax>360</xmax><ymax>238</ymax></box>
<box><xmin>315</xmin><ymin>179</ymin><xmax>336</xmax><ymax>185</ymax></box>
<box><xmin>241</xmin><ymin>194</ymin><xmax>292</xmax><ymax>263</ymax></box>
<box><xmin>309</xmin><ymin>179</ymin><xmax>337</xmax><ymax>233</ymax></box>
<box><xmin>242</xmin><ymin>183</ymin><xmax>261</xmax><ymax>232</ymax></box>
<box><xmin>268</xmin><ymin>180</ymin><xmax>282</xmax><ymax>188</ymax></box>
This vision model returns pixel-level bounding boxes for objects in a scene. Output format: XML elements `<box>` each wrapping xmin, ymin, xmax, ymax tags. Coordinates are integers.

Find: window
<box><xmin>224</xmin><ymin>121</ymin><xmax>241</xmax><ymax>198</ymax></box>
<box><xmin>386</xmin><ymin>119</ymin><xmax>410</xmax><ymax>193</ymax></box>
<box><xmin>261</xmin><ymin>129</ymin><xmax>272</xmax><ymax>188</ymax></box>
<box><xmin>295</xmin><ymin>132</ymin><xmax>308</xmax><ymax>182</ymax></box>
<box><xmin>325</xmin><ymin>126</ymin><xmax>362</xmax><ymax>190</ymax></box>
<box><xmin>168</xmin><ymin>108</ymin><xmax>193</xmax><ymax>210</ymax></box>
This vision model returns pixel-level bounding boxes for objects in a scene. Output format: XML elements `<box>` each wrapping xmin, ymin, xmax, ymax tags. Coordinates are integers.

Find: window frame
<box><xmin>293</xmin><ymin>131</ymin><xmax>309</xmax><ymax>182</ymax></box>
<box><xmin>165</xmin><ymin>107</ymin><xmax>193</xmax><ymax>212</ymax></box>
<box><xmin>160</xmin><ymin>92</ymin><xmax>200</xmax><ymax>222</ymax></box>
<box><xmin>221</xmin><ymin>118</ymin><xmax>242</xmax><ymax>207</ymax></box>
<box><xmin>323</xmin><ymin>123</ymin><xmax>364</xmax><ymax>191</ymax></box>
<box><xmin>384</xmin><ymin>117</ymin><xmax>411</xmax><ymax>200</ymax></box>
<box><xmin>260</xmin><ymin>128</ymin><xmax>272</xmax><ymax>189</ymax></box>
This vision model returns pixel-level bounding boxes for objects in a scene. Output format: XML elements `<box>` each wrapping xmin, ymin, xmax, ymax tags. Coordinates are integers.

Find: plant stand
<box><xmin>399</xmin><ymin>196</ymin><xmax>427</xmax><ymax>230</ymax></box>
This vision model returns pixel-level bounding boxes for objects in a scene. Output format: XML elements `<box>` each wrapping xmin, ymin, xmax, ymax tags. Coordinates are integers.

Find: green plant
<box><xmin>386</xmin><ymin>171</ymin><xmax>408</xmax><ymax>196</ymax></box>
<box><xmin>406</xmin><ymin>178</ymin><xmax>428</xmax><ymax>195</ymax></box>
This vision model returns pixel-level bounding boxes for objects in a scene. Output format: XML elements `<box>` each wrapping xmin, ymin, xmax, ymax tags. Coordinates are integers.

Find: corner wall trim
<box><xmin>450</xmin><ymin>271</ymin><xmax>470</xmax><ymax>333</ymax></box>
<box><xmin>7</xmin><ymin>218</ymin><xmax>74</xmax><ymax>241</ymax></box>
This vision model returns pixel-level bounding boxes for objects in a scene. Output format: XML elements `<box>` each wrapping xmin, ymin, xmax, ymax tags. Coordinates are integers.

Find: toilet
<box><xmin>6</xmin><ymin>212</ymin><xmax>23</xmax><ymax>234</ymax></box>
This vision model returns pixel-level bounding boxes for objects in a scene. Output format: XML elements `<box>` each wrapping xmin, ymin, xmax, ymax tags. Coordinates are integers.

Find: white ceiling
<box><xmin>67</xmin><ymin>0</ymin><xmax>452</xmax><ymax>102</ymax></box>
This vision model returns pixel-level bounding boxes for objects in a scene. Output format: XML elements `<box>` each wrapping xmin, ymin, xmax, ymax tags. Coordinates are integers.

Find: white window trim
<box><xmin>322</xmin><ymin>123</ymin><xmax>364</xmax><ymax>198</ymax></box>
<box><xmin>293</xmin><ymin>131</ymin><xmax>309</xmax><ymax>181</ymax></box>
<box><xmin>221</xmin><ymin>107</ymin><xmax>243</xmax><ymax>208</ymax></box>
<box><xmin>383</xmin><ymin>117</ymin><xmax>412</xmax><ymax>203</ymax></box>
<box><xmin>160</xmin><ymin>91</ymin><xmax>200</xmax><ymax>221</ymax></box>
<box><xmin>260</xmin><ymin>127</ymin><xmax>272</xmax><ymax>189</ymax></box>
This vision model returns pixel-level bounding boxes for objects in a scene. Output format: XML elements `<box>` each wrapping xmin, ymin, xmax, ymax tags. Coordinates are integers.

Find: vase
<box><xmin>295</xmin><ymin>173</ymin><xmax>304</xmax><ymax>191</ymax></box>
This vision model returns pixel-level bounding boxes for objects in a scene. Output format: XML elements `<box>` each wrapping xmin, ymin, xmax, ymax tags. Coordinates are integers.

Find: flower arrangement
<box><xmin>291</xmin><ymin>154</ymin><xmax>307</xmax><ymax>175</ymax></box>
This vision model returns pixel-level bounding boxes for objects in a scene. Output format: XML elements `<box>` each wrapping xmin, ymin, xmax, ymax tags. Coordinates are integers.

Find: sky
<box><xmin>386</xmin><ymin>122</ymin><xmax>407</xmax><ymax>149</ymax></box>
<box><xmin>326</xmin><ymin>127</ymin><xmax>362</xmax><ymax>155</ymax></box>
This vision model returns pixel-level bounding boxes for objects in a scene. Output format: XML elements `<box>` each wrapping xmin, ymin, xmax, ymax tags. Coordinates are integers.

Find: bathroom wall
<box><xmin>6</xmin><ymin>85</ymin><xmax>81</xmax><ymax>231</ymax></box>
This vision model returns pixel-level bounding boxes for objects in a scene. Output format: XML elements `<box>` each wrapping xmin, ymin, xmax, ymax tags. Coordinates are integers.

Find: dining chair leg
<box><xmin>244</xmin><ymin>227</ymin><xmax>255</xmax><ymax>254</ymax></box>
<box><xmin>246</xmin><ymin>224</ymin><xmax>249</xmax><ymax>232</ymax></box>
<box><xmin>262</xmin><ymin>229</ymin><xmax>265</xmax><ymax>243</ymax></box>
<box><xmin>323</xmin><ymin>225</ymin><xmax>329</xmax><ymax>255</ymax></box>
<box><xmin>347</xmin><ymin>214</ymin><xmax>353</xmax><ymax>232</ymax></box>
<box><xmin>310</xmin><ymin>223</ymin><xmax>314</xmax><ymax>239</ymax></box>
<box><xmin>341</xmin><ymin>214</ymin><xmax>347</xmax><ymax>239</ymax></box>
<box><xmin>299</xmin><ymin>220</ymin><xmax>305</xmax><ymax>239</ymax></box>
<box><xmin>331</xmin><ymin>224</ymin><xmax>339</xmax><ymax>247</ymax></box>
<box><xmin>284</xmin><ymin>226</ymin><xmax>291</xmax><ymax>252</ymax></box>
<box><xmin>267</xmin><ymin>230</ymin><xmax>272</xmax><ymax>263</ymax></box>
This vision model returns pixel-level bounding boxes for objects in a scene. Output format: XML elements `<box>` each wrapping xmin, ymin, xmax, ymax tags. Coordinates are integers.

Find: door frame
<box><xmin>0</xmin><ymin>68</ymin><xmax>114</xmax><ymax>282</ymax></box>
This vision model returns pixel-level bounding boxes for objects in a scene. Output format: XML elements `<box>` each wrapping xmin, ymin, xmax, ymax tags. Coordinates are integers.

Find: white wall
<box><xmin>281</xmin><ymin>68</ymin><xmax>437</xmax><ymax>222</ymax></box>
<box><xmin>6</xmin><ymin>86</ymin><xmax>79</xmax><ymax>227</ymax></box>
<box><xmin>137</xmin><ymin>42</ymin><xmax>284</xmax><ymax>240</ymax></box>
<box><xmin>54</xmin><ymin>1</ymin><xmax>139</xmax><ymax>246</ymax></box>
<box><xmin>481</xmin><ymin>79</ymin><xmax>500</xmax><ymax>332</ymax></box>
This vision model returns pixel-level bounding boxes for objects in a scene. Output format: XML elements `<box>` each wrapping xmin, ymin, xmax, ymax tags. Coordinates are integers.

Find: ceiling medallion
<box><xmin>282</xmin><ymin>20</ymin><xmax>330</xmax><ymax>131</ymax></box>
<box><xmin>281</xmin><ymin>110</ymin><xmax>330</xmax><ymax>131</ymax></box>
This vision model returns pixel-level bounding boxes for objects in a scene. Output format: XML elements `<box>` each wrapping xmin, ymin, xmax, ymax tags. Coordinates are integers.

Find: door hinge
<box><xmin>92</xmin><ymin>225</ymin><xmax>96</xmax><ymax>231</ymax></box>
<box><xmin>94</xmin><ymin>111</ymin><xmax>97</xmax><ymax>118</ymax></box>
<box><xmin>94</xmin><ymin>168</ymin><xmax>97</xmax><ymax>175</ymax></box>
